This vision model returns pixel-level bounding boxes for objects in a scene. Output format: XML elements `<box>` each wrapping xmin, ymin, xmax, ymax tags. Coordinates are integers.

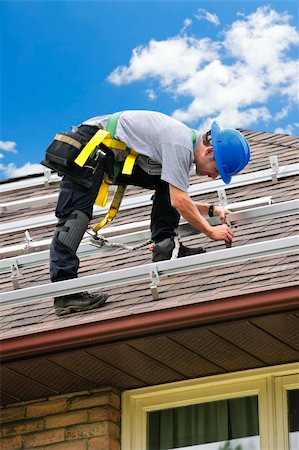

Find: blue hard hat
<box><xmin>211</xmin><ymin>121</ymin><xmax>250</xmax><ymax>184</ymax></box>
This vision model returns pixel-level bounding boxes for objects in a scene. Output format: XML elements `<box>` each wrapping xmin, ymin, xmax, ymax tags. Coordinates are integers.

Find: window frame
<box><xmin>275</xmin><ymin>373</ymin><xmax>299</xmax><ymax>450</ymax></box>
<box><xmin>122</xmin><ymin>363</ymin><xmax>299</xmax><ymax>450</ymax></box>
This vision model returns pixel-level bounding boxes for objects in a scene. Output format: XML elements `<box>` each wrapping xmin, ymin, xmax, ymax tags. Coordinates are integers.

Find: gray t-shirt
<box><xmin>82</xmin><ymin>110</ymin><xmax>199</xmax><ymax>192</ymax></box>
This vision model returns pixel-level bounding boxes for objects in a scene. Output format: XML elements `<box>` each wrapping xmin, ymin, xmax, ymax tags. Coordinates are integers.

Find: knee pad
<box><xmin>57</xmin><ymin>210</ymin><xmax>89</xmax><ymax>253</ymax></box>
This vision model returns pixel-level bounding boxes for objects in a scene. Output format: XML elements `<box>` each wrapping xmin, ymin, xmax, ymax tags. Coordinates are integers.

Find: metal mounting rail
<box><xmin>0</xmin><ymin>196</ymin><xmax>273</xmax><ymax>258</ymax></box>
<box><xmin>0</xmin><ymin>160</ymin><xmax>297</xmax><ymax>236</ymax></box>
<box><xmin>228</xmin><ymin>199</ymin><xmax>299</xmax><ymax>225</ymax></box>
<box><xmin>189</xmin><ymin>162</ymin><xmax>298</xmax><ymax>193</ymax></box>
<box><xmin>0</xmin><ymin>161</ymin><xmax>298</xmax><ymax>217</ymax></box>
<box><xmin>0</xmin><ymin>193</ymin><xmax>58</xmax><ymax>214</ymax></box>
<box><xmin>0</xmin><ymin>200</ymin><xmax>298</xmax><ymax>274</ymax></box>
<box><xmin>0</xmin><ymin>235</ymin><xmax>298</xmax><ymax>306</ymax></box>
<box><xmin>0</xmin><ymin>220</ymin><xmax>152</xmax><ymax>259</ymax></box>
<box><xmin>0</xmin><ymin>169</ymin><xmax>60</xmax><ymax>193</ymax></box>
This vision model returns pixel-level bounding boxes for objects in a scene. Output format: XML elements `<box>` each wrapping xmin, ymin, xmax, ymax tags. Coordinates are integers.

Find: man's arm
<box><xmin>169</xmin><ymin>184</ymin><xmax>234</xmax><ymax>245</ymax></box>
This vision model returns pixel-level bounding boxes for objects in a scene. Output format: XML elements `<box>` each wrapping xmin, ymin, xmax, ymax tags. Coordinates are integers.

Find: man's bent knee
<box><xmin>57</xmin><ymin>210</ymin><xmax>89</xmax><ymax>253</ymax></box>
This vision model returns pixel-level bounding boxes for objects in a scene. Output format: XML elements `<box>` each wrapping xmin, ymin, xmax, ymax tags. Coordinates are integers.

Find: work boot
<box><xmin>54</xmin><ymin>291</ymin><xmax>109</xmax><ymax>316</ymax></box>
<box><xmin>151</xmin><ymin>237</ymin><xmax>206</xmax><ymax>262</ymax></box>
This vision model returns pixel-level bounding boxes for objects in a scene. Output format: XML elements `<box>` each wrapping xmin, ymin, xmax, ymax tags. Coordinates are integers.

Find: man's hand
<box><xmin>208</xmin><ymin>224</ymin><xmax>234</xmax><ymax>246</ymax></box>
<box><xmin>213</xmin><ymin>206</ymin><xmax>233</xmax><ymax>246</ymax></box>
<box><xmin>169</xmin><ymin>185</ymin><xmax>234</xmax><ymax>246</ymax></box>
<box><xmin>213</xmin><ymin>206</ymin><xmax>231</xmax><ymax>223</ymax></box>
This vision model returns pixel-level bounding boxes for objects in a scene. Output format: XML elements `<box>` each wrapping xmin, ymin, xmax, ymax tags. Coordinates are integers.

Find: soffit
<box><xmin>1</xmin><ymin>308</ymin><xmax>298</xmax><ymax>406</ymax></box>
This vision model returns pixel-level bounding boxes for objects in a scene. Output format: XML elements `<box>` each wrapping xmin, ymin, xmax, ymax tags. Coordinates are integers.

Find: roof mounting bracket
<box><xmin>149</xmin><ymin>265</ymin><xmax>160</xmax><ymax>301</ymax></box>
<box><xmin>269</xmin><ymin>155</ymin><xmax>280</xmax><ymax>184</ymax></box>
<box><xmin>217</xmin><ymin>188</ymin><xmax>228</xmax><ymax>207</ymax></box>
<box><xmin>43</xmin><ymin>168</ymin><xmax>52</xmax><ymax>187</ymax></box>
<box><xmin>24</xmin><ymin>230</ymin><xmax>33</xmax><ymax>253</ymax></box>
<box><xmin>10</xmin><ymin>261</ymin><xmax>21</xmax><ymax>290</ymax></box>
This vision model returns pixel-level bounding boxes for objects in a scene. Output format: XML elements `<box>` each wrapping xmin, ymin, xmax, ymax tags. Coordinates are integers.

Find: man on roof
<box><xmin>42</xmin><ymin>110</ymin><xmax>250</xmax><ymax>316</ymax></box>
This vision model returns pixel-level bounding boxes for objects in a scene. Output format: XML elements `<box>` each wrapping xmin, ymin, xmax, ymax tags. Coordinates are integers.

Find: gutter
<box><xmin>1</xmin><ymin>285</ymin><xmax>298</xmax><ymax>363</ymax></box>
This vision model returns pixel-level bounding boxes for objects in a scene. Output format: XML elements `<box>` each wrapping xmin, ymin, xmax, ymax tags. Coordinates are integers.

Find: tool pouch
<box><xmin>41</xmin><ymin>125</ymin><xmax>106</xmax><ymax>188</ymax></box>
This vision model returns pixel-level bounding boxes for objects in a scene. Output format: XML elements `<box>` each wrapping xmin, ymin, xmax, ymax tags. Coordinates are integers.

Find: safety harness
<box><xmin>74</xmin><ymin>112</ymin><xmax>198</xmax><ymax>234</ymax></box>
<box><xmin>74</xmin><ymin>112</ymin><xmax>138</xmax><ymax>233</ymax></box>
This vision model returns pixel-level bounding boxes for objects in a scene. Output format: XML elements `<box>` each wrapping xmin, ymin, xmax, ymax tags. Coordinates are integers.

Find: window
<box><xmin>288</xmin><ymin>389</ymin><xmax>299</xmax><ymax>450</ymax></box>
<box><xmin>122</xmin><ymin>363</ymin><xmax>299</xmax><ymax>450</ymax></box>
<box><xmin>275</xmin><ymin>373</ymin><xmax>299</xmax><ymax>450</ymax></box>
<box><xmin>148</xmin><ymin>396</ymin><xmax>259</xmax><ymax>450</ymax></box>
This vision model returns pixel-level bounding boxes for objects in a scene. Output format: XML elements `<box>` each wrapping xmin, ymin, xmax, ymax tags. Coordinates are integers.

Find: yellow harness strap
<box><xmin>74</xmin><ymin>127</ymin><xmax>134</xmax><ymax>208</ymax></box>
<box><xmin>92</xmin><ymin>185</ymin><xmax>127</xmax><ymax>232</ymax></box>
<box><xmin>74</xmin><ymin>129</ymin><xmax>127</xmax><ymax>168</ymax></box>
<box><xmin>95</xmin><ymin>148</ymin><xmax>136</xmax><ymax>207</ymax></box>
<box><xmin>95</xmin><ymin>176</ymin><xmax>112</xmax><ymax>207</ymax></box>
<box><xmin>122</xmin><ymin>149</ymin><xmax>139</xmax><ymax>175</ymax></box>
<box><xmin>103</xmin><ymin>138</ymin><xmax>127</xmax><ymax>151</ymax></box>
<box><xmin>74</xmin><ymin>113</ymin><xmax>139</xmax><ymax>231</ymax></box>
<box><xmin>74</xmin><ymin>129</ymin><xmax>110</xmax><ymax>167</ymax></box>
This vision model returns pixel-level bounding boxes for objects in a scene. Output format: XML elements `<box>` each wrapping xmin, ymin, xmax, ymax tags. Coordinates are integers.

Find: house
<box><xmin>0</xmin><ymin>129</ymin><xmax>298</xmax><ymax>450</ymax></box>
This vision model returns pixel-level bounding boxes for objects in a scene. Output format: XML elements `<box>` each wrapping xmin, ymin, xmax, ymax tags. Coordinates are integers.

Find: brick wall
<box><xmin>0</xmin><ymin>387</ymin><xmax>120</xmax><ymax>450</ymax></box>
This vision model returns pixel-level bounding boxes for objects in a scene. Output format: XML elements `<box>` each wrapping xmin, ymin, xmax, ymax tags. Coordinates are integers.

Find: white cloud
<box><xmin>274</xmin><ymin>107</ymin><xmax>290</xmax><ymax>121</ymax></box>
<box><xmin>107</xmin><ymin>6</ymin><xmax>299</xmax><ymax>131</ymax></box>
<box><xmin>194</xmin><ymin>107</ymin><xmax>272</xmax><ymax>135</ymax></box>
<box><xmin>0</xmin><ymin>162</ymin><xmax>43</xmax><ymax>179</ymax></box>
<box><xmin>274</xmin><ymin>123</ymin><xmax>299</xmax><ymax>135</ymax></box>
<box><xmin>195</xmin><ymin>8</ymin><xmax>220</xmax><ymax>26</ymax></box>
<box><xmin>223</xmin><ymin>6</ymin><xmax>298</xmax><ymax>90</ymax></box>
<box><xmin>0</xmin><ymin>141</ymin><xmax>17</xmax><ymax>153</ymax></box>
<box><xmin>107</xmin><ymin>36</ymin><xmax>219</xmax><ymax>87</ymax></box>
<box><xmin>215</xmin><ymin>107</ymin><xmax>271</xmax><ymax>129</ymax></box>
<box><xmin>146</xmin><ymin>89</ymin><xmax>157</xmax><ymax>100</ymax></box>
<box><xmin>180</xmin><ymin>18</ymin><xmax>192</xmax><ymax>34</ymax></box>
<box><xmin>0</xmin><ymin>140</ymin><xmax>44</xmax><ymax>179</ymax></box>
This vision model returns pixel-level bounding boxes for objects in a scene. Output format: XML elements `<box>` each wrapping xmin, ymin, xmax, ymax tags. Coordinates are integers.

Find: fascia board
<box><xmin>1</xmin><ymin>285</ymin><xmax>298</xmax><ymax>362</ymax></box>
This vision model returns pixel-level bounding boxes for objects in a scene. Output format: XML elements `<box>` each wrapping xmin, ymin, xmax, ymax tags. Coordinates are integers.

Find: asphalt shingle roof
<box><xmin>0</xmin><ymin>129</ymin><xmax>298</xmax><ymax>354</ymax></box>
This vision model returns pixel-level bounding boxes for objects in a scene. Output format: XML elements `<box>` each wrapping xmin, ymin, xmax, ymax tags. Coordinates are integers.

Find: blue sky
<box><xmin>0</xmin><ymin>0</ymin><xmax>298</xmax><ymax>180</ymax></box>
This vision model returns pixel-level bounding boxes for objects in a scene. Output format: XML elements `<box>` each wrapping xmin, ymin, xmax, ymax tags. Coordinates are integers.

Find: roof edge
<box><xmin>1</xmin><ymin>285</ymin><xmax>298</xmax><ymax>362</ymax></box>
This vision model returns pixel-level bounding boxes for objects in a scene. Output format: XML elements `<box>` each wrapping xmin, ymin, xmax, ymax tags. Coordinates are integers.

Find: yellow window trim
<box><xmin>122</xmin><ymin>363</ymin><xmax>299</xmax><ymax>450</ymax></box>
<box><xmin>275</xmin><ymin>373</ymin><xmax>299</xmax><ymax>450</ymax></box>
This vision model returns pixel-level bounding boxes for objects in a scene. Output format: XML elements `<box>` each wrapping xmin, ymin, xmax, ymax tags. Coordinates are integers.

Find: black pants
<box><xmin>50</xmin><ymin>164</ymin><xmax>180</xmax><ymax>282</ymax></box>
